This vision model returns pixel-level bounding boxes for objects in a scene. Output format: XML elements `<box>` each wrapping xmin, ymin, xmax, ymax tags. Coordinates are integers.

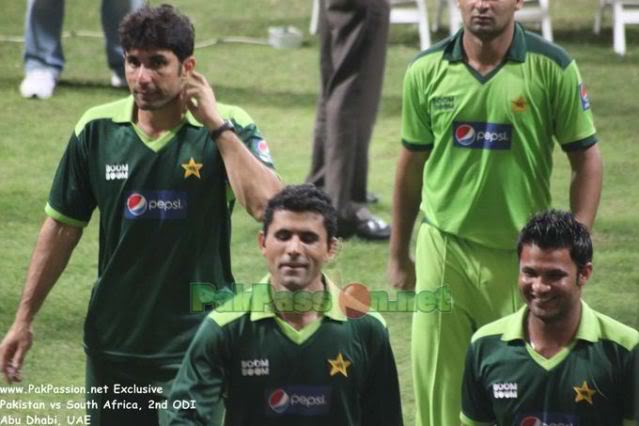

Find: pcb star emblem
<box><xmin>574</xmin><ymin>381</ymin><xmax>596</xmax><ymax>405</ymax></box>
<box><xmin>181</xmin><ymin>157</ymin><xmax>203</xmax><ymax>179</ymax></box>
<box><xmin>512</xmin><ymin>96</ymin><xmax>527</xmax><ymax>112</ymax></box>
<box><xmin>328</xmin><ymin>353</ymin><xmax>351</xmax><ymax>377</ymax></box>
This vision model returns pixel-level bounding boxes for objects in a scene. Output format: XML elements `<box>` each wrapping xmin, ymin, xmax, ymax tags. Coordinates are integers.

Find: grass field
<box><xmin>0</xmin><ymin>0</ymin><xmax>637</xmax><ymax>423</ymax></box>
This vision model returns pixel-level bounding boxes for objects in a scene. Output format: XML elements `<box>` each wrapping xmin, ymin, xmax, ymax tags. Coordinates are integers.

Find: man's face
<box><xmin>457</xmin><ymin>0</ymin><xmax>523</xmax><ymax>40</ymax></box>
<box><xmin>124</xmin><ymin>48</ymin><xmax>192</xmax><ymax>111</ymax></box>
<box><xmin>259</xmin><ymin>210</ymin><xmax>335</xmax><ymax>292</ymax></box>
<box><xmin>518</xmin><ymin>244</ymin><xmax>591</xmax><ymax>323</ymax></box>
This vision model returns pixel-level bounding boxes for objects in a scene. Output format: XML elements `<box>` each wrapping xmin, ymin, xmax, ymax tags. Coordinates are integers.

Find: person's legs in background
<box><xmin>21</xmin><ymin>0</ymin><xmax>65</xmax><ymax>99</ymax></box>
<box><xmin>101</xmin><ymin>0</ymin><xmax>143</xmax><ymax>88</ymax></box>
<box><xmin>308</xmin><ymin>0</ymin><xmax>391</xmax><ymax>240</ymax></box>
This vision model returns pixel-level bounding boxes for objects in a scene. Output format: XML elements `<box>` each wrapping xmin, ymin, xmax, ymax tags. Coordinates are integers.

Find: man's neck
<box><xmin>272</xmin><ymin>276</ymin><xmax>325</xmax><ymax>331</ymax></box>
<box><xmin>525</xmin><ymin>303</ymin><xmax>582</xmax><ymax>358</ymax></box>
<box><xmin>134</xmin><ymin>100</ymin><xmax>185</xmax><ymax>139</ymax></box>
<box><xmin>462</xmin><ymin>23</ymin><xmax>515</xmax><ymax>76</ymax></box>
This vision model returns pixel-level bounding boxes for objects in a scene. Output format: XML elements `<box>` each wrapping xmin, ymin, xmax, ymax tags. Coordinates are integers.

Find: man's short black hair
<box><xmin>517</xmin><ymin>209</ymin><xmax>593</xmax><ymax>271</ymax></box>
<box><xmin>119</xmin><ymin>4</ymin><xmax>194</xmax><ymax>61</ymax></box>
<box><xmin>263</xmin><ymin>184</ymin><xmax>337</xmax><ymax>243</ymax></box>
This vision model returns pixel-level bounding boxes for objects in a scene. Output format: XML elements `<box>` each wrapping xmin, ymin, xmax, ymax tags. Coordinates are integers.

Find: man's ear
<box><xmin>515</xmin><ymin>0</ymin><xmax>525</xmax><ymax>12</ymax></box>
<box><xmin>182</xmin><ymin>56</ymin><xmax>196</xmax><ymax>76</ymax></box>
<box><xmin>577</xmin><ymin>262</ymin><xmax>593</xmax><ymax>287</ymax></box>
<box><xmin>258</xmin><ymin>231</ymin><xmax>267</xmax><ymax>255</ymax></box>
<box><xmin>327</xmin><ymin>237</ymin><xmax>340</xmax><ymax>261</ymax></box>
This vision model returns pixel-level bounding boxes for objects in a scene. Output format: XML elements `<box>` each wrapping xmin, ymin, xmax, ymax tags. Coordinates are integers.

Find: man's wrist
<box><xmin>209</xmin><ymin>120</ymin><xmax>236</xmax><ymax>141</ymax></box>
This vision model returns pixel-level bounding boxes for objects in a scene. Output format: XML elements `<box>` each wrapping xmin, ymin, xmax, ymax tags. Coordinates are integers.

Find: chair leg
<box><xmin>594</xmin><ymin>0</ymin><xmax>607</xmax><ymax>34</ymax></box>
<box><xmin>448</xmin><ymin>0</ymin><xmax>462</xmax><ymax>35</ymax></box>
<box><xmin>416</xmin><ymin>0</ymin><xmax>432</xmax><ymax>49</ymax></box>
<box><xmin>433</xmin><ymin>0</ymin><xmax>445</xmax><ymax>32</ymax></box>
<box><xmin>613</xmin><ymin>0</ymin><xmax>625</xmax><ymax>55</ymax></box>
<box><xmin>310</xmin><ymin>0</ymin><xmax>319</xmax><ymax>35</ymax></box>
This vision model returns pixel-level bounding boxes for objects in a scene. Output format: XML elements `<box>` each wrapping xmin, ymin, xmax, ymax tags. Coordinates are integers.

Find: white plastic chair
<box><xmin>594</xmin><ymin>0</ymin><xmax>639</xmax><ymax>55</ymax></box>
<box><xmin>435</xmin><ymin>0</ymin><xmax>553</xmax><ymax>42</ymax></box>
<box><xmin>309</xmin><ymin>0</ymin><xmax>431</xmax><ymax>50</ymax></box>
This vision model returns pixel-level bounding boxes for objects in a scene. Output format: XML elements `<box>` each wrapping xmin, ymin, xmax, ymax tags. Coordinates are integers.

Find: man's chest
<box><xmin>427</xmin><ymin>64</ymin><xmax>551</xmax><ymax>149</ymax></box>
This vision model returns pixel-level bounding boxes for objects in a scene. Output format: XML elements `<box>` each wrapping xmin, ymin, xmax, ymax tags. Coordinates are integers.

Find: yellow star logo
<box><xmin>181</xmin><ymin>157</ymin><xmax>203</xmax><ymax>179</ymax></box>
<box><xmin>574</xmin><ymin>381</ymin><xmax>596</xmax><ymax>405</ymax></box>
<box><xmin>328</xmin><ymin>353</ymin><xmax>351</xmax><ymax>377</ymax></box>
<box><xmin>512</xmin><ymin>96</ymin><xmax>527</xmax><ymax>112</ymax></box>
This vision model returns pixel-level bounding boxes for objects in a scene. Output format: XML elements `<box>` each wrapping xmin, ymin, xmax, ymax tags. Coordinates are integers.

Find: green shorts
<box><xmin>411</xmin><ymin>222</ymin><xmax>521</xmax><ymax>426</ymax></box>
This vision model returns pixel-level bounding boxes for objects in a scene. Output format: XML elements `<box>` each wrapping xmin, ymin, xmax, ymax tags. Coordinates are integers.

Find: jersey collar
<box><xmin>111</xmin><ymin>95</ymin><xmax>204</xmax><ymax>128</ymax></box>
<box><xmin>501</xmin><ymin>300</ymin><xmax>600</xmax><ymax>343</ymax></box>
<box><xmin>249</xmin><ymin>274</ymin><xmax>347</xmax><ymax>323</ymax></box>
<box><xmin>444</xmin><ymin>23</ymin><xmax>527</xmax><ymax>64</ymax></box>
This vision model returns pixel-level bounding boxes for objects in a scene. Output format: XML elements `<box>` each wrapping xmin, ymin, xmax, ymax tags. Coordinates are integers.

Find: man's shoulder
<box><xmin>217</xmin><ymin>102</ymin><xmax>255</xmax><ymax>128</ymax></box>
<box><xmin>523</xmin><ymin>30</ymin><xmax>573</xmax><ymax>70</ymax></box>
<box><xmin>74</xmin><ymin>97</ymin><xmax>132</xmax><ymax>137</ymax></box>
<box><xmin>208</xmin><ymin>289</ymin><xmax>253</xmax><ymax>328</ymax></box>
<box><xmin>590</xmin><ymin>308</ymin><xmax>639</xmax><ymax>352</ymax></box>
<box><xmin>409</xmin><ymin>36</ymin><xmax>452</xmax><ymax>70</ymax></box>
<box><xmin>471</xmin><ymin>311</ymin><xmax>521</xmax><ymax>344</ymax></box>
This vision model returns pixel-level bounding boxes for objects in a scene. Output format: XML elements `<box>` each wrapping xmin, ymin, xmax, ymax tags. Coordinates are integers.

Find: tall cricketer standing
<box><xmin>388</xmin><ymin>0</ymin><xmax>603</xmax><ymax>425</ymax></box>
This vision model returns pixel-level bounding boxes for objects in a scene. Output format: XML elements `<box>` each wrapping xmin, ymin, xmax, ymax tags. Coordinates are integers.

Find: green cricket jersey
<box><xmin>168</xmin><ymin>277</ymin><xmax>403</xmax><ymax>425</ymax></box>
<box><xmin>460</xmin><ymin>301</ymin><xmax>638</xmax><ymax>426</ymax></box>
<box><xmin>46</xmin><ymin>96</ymin><xmax>275</xmax><ymax>365</ymax></box>
<box><xmin>401</xmin><ymin>24</ymin><xmax>597</xmax><ymax>249</ymax></box>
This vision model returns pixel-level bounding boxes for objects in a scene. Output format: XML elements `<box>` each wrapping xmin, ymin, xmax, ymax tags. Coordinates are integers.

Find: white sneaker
<box><xmin>110</xmin><ymin>72</ymin><xmax>127</xmax><ymax>88</ymax></box>
<box><xmin>19</xmin><ymin>69</ymin><xmax>57</xmax><ymax>99</ymax></box>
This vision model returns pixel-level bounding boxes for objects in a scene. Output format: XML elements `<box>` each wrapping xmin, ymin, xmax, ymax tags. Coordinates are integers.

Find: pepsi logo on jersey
<box><xmin>453</xmin><ymin>122</ymin><xmax>513</xmax><ymax>150</ymax></box>
<box><xmin>124</xmin><ymin>191</ymin><xmax>187</xmax><ymax>220</ymax></box>
<box><xmin>266</xmin><ymin>386</ymin><xmax>331</xmax><ymax>416</ymax></box>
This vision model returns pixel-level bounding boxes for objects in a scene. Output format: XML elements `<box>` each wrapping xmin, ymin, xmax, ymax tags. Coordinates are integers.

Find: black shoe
<box><xmin>366</xmin><ymin>192</ymin><xmax>379</xmax><ymax>204</ymax></box>
<box><xmin>354</xmin><ymin>216</ymin><xmax>390</xmax><ymax>241</ymax></box>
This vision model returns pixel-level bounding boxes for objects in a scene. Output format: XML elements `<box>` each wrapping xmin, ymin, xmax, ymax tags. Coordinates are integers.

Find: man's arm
<box><xmin>387</xmin><ymin>147</ymin><xmax>429</xmax><ymax>290</ymax></box>
<box><xmin>360</xmin><ymin>326</ymin><xmax>404</xmax><ymax>426</ymax></box>
<box><xmin>184</xmin><ymin>71</ymin><xmax>282</xmax><ymax>221</ymax></box>
<box><xmin>566</xmin><ymin>144</ymin><xmax>603</xmax><ymax>231</ymax></box>
<box><xmin>0</xmin><ymin>217</ymin><xmax>82</xmax><ymax>383</ymax></box>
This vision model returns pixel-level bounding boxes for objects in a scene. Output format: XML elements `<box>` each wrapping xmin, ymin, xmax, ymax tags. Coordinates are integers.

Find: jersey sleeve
<box><xmin>167</xmin><ymin>318</ymin><xmax>227</xmax><ymax>426</ymax></box>
<box><xmin>226</xmin><ymin>105</ymin><xmax>275</xmax><ymax>169</ymax></box>
<box><xmin>45</xmin><ymin>131</ymin><xmax>96</xmax><ymax>227</ymax></box>
<box><xmin>401</xmin><ymin>62</ymin><xmax>434</xmax><ymax>151</ymax></box>
<box><xmin>219</xmin><ymin>104</ymin><xmax>276</xmax><ymax>206</ymax></box>
<box><xmin>551</xmin><ymin>60</ymin><xmax>598</xmax><ymax>152</ymax></box>
<box><xmin>360</xmin><ymin>323</ymin><xmax>404</xmax><ymax>426</ymax></box>
<box><xmin>460</xmin><ymin>342</ymin><xmax>496</xmax><ymax>426</ymax></box>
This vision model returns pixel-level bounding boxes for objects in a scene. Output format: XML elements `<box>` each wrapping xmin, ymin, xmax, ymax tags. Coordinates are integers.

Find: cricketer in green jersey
<box><xmin>388</xmin><ymin>1</ymin><xmax>604</xmax><ymax>424</ymax></box>
<box><xmin>461</xmin><ymin>210</ymin><xmax>638</xmax><ymax>426</ymax></box>
<box><xmin>168</xmin><ymin>184</ymin><xmax>403</xmax><ymax>425</ymax></box>
<box><xmin>0</xmin><ymin>4</ymin><xmax>281</xmax><ymax>424</ymax></box>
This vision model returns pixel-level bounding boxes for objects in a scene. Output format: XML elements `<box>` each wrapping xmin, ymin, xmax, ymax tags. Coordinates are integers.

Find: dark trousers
<box><xmin>85</xmin><ymin>355</ymin><xmax>176</xmax><ymax>425</ymax></box>
<box><xmin>307</xmin><ymin>0</ymin><xmax>390</xmax><ymax>221</ymax></box>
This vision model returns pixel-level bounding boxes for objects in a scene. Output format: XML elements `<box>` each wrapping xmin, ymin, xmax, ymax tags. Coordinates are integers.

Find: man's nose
<box><xmin>135</xmin><ymin>65</ymin><xmax>152</xmax><ymax>84</ymax></box>
<box><xmin>531</xmin><ymin>277</ymin><xmax>551</xmax><ymax>294</ymax></box>
<box><xmin>286</xmin><ymin>236</ymin><xmax>303</xmax><ymax>255</ymax></box>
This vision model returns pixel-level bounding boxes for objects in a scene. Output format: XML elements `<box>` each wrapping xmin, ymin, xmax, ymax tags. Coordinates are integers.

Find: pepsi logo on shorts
<box><xmin>453</xmin><ymin>121</ymin><xmax>513</xmax><ymax>150</ymax></box>
<box><xmin>266</xmin><ymin>386</ymin><xmax>331</xmax><ymax>416</ymax></box>
<box><xmin>124</xmin><ymin>191</ymin><xmax>187</xmax><ymax>220</ymax></box>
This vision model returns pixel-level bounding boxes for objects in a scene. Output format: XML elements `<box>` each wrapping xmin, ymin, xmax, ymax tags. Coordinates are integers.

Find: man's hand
<box><xmin>182</xmin><ymin>71</ymin><xmax>224</xmax><ymax>129</ymax></box>
<box><xmin>0</xmin><ymin>322</ymin><xmax>33</xmax><ymax>383</ymax></box>
<box><xmin>388</xmin><ymin>257</ymin><xmax>416</xmax><ymax>291</ymax></box>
